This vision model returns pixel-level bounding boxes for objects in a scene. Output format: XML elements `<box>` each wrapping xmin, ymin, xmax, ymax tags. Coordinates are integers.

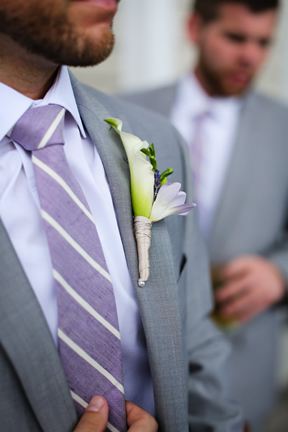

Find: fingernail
<box><xmin>86</xmin><ymin>396</ymin><xmax>105</xmax><ymax>412</ymax></box>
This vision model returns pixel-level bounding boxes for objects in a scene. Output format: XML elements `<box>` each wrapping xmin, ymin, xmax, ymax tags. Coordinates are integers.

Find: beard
<box><xmin>197</xmin><ymin>53</ymin><xmax>253</xmax><ymax>97</ymax></box>
<box><xmin>0</xmin><ymin>1</ymin><xmax>116</xmax><ymax>67</ymax></box>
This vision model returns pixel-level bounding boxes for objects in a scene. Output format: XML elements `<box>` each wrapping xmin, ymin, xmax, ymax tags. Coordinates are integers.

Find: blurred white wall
<box><xmin>72</xmin><ymin>0</ymin><xmax>288</xmax><ymax>103</ymax></box>
<box><xmin>116</xmin><ymin>0</ymin><xmax>179</xmax><ymax>91</ymax></box>
<box><xmin>257</xmin><ymin>0</ymin><xmax>288</xmax><ymax>101</ymax></box>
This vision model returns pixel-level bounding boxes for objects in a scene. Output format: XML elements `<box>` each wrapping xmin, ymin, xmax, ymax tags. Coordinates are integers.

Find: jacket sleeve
<box><xmin>267</xmin><ymin>232</ymin><xmax>288</xmax><ymax>307</ymax></box>
<box><xmin>267</xmin><ymin>232</ymin><xmax>288</xmax><ymax>289</ymax></box>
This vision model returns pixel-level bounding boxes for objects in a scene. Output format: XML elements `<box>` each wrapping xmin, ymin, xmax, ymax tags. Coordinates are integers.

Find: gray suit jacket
<box><xmin>0</xmin><ymin>74</ymin><xmax>242</xmax><ymax>432</ymax></box>
<box><xmin>122</xmin><ymin>83</ymin><xmax>288</xmax><ymax>430</ymax></box>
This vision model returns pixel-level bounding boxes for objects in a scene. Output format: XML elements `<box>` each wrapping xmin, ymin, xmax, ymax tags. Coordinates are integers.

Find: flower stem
<box><xmin>134</xmin><ymin>216</ymin><xmax>152</xmax><ymax>287</ymax></box>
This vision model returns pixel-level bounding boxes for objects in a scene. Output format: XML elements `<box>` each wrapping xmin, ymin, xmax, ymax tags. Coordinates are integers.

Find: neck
<box><xmin>194</xmin><ymin>65</ymin><xmax>215</xmax><ymax>97</ymax></box>
<box><xmin>0</xmin><ymin>34</ymin><xmax>59</xmax><ymax>100</ymax></box>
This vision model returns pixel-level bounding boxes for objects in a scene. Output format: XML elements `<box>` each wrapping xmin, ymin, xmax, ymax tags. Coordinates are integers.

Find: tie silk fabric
<box><xmin>11</xmin><ymin>104</ymin><xmax>126</xmax><ymax>432</ymax></box>
<box><xmin>190</xmin><ymin>111</ymin><xmax>209</xmax><ymax>200</ymax></box>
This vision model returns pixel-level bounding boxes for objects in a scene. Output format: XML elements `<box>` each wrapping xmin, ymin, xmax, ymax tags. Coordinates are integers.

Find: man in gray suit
<box><xmin>123</xmin><ymin>0</ymin><xmax>288</xmax><ymax>431</ymax></box>
<box><xmin>0</xmin><ymin>0</ymin><xmax>243</xmax><ymax>431</ymax></box>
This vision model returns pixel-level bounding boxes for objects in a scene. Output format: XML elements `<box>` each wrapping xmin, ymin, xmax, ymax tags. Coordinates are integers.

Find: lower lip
<box><xmin>73</xmin><ymin>0</ymin><xmax>118</xmax><ymax>9</ymax></box>
<box><xmin>230</xmin><ymin>73</ymin><xmax>250</xmax><ymax>86</ymax></box>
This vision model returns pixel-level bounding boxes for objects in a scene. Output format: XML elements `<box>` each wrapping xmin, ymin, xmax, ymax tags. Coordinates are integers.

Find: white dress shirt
<box><xmin>0</xmin><ymin>66</ymin><xmax>154</xmax><ymax>415</ymax></box>
<box><xmin>170</xmin><ymin>73</ymin><xmax>243</xmax><ymax>239</ymax></box>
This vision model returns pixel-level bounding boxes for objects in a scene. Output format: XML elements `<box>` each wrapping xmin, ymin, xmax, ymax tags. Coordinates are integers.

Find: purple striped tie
<box><xmin>11</xmin><ymin>104</ymin><xmax>127</xmax><ymax>432</ymax></box>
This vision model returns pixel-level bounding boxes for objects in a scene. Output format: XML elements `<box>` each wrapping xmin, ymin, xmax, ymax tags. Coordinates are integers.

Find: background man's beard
<box><xmin>0</xmin><ymin>4</ymin><xmax>115</xmax><ymax>67</ymax></box>
<box><xmin>198</xmin><ymin>58</ymin><xmax>252</xmax><ymax>97</ymax></box>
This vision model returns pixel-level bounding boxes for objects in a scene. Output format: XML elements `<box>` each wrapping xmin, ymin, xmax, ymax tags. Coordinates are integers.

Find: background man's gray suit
<box><xmin>122</xmin><ymin>83</ymin><xmax>288</xmax><ymax>430</ymax></box>
<box><xmin>0</xmin><ymin>74</ymin><xmax>242</xmax><ymax>432</ymax></box>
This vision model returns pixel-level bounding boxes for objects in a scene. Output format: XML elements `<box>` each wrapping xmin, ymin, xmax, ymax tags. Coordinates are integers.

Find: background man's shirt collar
<box><xmin>176</xmin><ymin>72</ymin><xmax>243</xmax><ymax>122</ymax></box>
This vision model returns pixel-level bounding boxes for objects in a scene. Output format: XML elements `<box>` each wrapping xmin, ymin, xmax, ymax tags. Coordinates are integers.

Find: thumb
<box><xmin>73</xmin><ymin>396</ymin><xmax>109</xmax><ymax>432</ymax></box>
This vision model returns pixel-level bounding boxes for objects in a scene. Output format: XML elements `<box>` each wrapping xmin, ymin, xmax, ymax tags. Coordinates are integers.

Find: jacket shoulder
<box><xmin>79</xmin><ymin>82</ymin><xmax>179</xmax><ymax>139</ymax></box>
<box><xmin>120</xmin><ymin>83</ymin><xmax>176</xmax><ymax>103</ymax></box>
<box><xmin>118</xmin><ymin>83</ymin><xmax>177</xmax><ymax>117</ymax></box>
<box><xmin>249</xmin><ymin>91</ymin><xmax>288</xmax><ymax>121</ymax></box>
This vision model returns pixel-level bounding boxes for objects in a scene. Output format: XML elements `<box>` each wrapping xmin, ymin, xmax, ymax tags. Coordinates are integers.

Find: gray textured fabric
<box><xmin>0</xmin><ymin>221</ymin><xmax>78</xmax><ymax>432</ymax></box>
<box><xmin>0</xmin><ymin>73</ymin><xmax>242</xmax><ymax>432</ymax></box>
<box><xmin>122</xmin><ymin>83</ymin><xmax>288</xmax><ymax>431</ymax></box>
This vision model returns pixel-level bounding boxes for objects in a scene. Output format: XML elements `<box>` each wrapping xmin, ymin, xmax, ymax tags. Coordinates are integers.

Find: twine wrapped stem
<box><xmin>134</xmin><ymin>216</ymin><xmax>152</xmax><ymax>287</ymax></box>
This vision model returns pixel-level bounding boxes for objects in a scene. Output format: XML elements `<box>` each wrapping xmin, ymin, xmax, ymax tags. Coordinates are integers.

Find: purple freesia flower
<box><xmin>150</xmin><ymin>182</ymin><xmax>196</xmax><ymax>222</ymax></box>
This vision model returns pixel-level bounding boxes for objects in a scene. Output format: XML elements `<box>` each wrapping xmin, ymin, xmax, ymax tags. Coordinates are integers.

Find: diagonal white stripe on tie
<box><xmin>58</xmin><ymin>329</ymin><xmax>125</xmax><ymax>394</ymax></box>
<box><xmin>54</xmin><ymin>270</ymin><xmax>120</xmax><ymax>339</ymax></box>
<box><xmin>37</xmin><ymin>108</ymin><xmax>66</xmax><ymax>149</ymax></box>
<box><xmin>33</xmin><ymin>155</ymin><xmax>95</xmax><ymax>224</ymax></box>
<box><xmin>71</xmin><ymin>391</ymin><xmax>88</xmax><ymax>409</ymax></box>
<box><xmin>41</xmin><ymin>211</ymin><xmax>112</xmax><ymax>283</ymax></box>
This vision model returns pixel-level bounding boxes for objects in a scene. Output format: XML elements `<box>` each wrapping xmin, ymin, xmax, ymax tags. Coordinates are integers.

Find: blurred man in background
<box><xmin>123</xmin><ymin>0</ymin><xmax>288</xmax><ymax>430</ymax></box>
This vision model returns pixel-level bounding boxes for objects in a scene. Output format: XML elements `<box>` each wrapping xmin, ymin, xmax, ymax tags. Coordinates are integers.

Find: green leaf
<box><xmin>160</xmin><ymin>168</ymin><xmax>174</xmax><ymax>182</ymax></box>
<box><xmin>141</xmin><ymin>147</ymin><xmax>158</xmax><ymax>171</ymax></box>
<box><xmin>141</xmin><ymin>148</ymin><xmax>151</xmax><ymax>157</ymax></box>
<box><xmin>161</xmin><ymin>177</ymin><xmax>168</xmax><ymax>186</ymax></box>
<box><xmin>104</xmin><ymin>118</ymin><xmax>120</xmax><ymax>129</ymax></box>
<box><xmin>150</xmin><ymin>157</ymin><xmax>158</xmax><ymax>171</ymax></box>
<box><xmin>149</xmin><ymin>143</ymin><xmax>155</xmax><ymax>157</ymax></box>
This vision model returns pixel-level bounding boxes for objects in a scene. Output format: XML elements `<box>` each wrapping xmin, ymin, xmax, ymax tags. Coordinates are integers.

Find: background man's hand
<box><xmin>73</xmin><ymin>396</ymin><xmax>158</xmax><ymax>432</ymax></box>
<box><xmin>215</xmin><ymin>255</ymin><xmax>286</xmax><ymax>323</ymax></box>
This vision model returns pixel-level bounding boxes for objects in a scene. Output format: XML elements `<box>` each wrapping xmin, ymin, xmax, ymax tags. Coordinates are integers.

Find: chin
<box><xmin>66</xmin><ymin>30</ymin><xmax>115</xmax><ymax>66</ymax></box>
<box><xmin>221</xmin><ymin>83</ymin><xmax>250</xmax><ymax>97</ymax></box>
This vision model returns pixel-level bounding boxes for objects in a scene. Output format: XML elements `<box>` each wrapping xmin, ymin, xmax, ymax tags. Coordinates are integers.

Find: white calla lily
<box><xmin>105</xmin><ymin>118</ymin><xmax>154</xmax><ymax>218</ymax></box>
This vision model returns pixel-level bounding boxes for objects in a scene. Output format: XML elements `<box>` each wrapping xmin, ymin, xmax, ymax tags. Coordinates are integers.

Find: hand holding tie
<box><xmin>74</xmin><ymin>397</ymin><xmax>158</xmax><ymax>432</ymax></box>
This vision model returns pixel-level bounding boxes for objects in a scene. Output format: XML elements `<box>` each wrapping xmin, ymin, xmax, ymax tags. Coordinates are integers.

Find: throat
<box><xmin>0</xmin><ymin>33</ymin><xmax>59</xmax><ymax>100</ymax></box>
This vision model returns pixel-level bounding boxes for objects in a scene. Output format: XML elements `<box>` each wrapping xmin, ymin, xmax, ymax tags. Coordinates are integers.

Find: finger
<box><xmin>220</xmin><ymin>292</ymin><xmax>257</xmax><ymax>320</ymax></box>
<box><xmin>215</xmin><ymin>276</ymin><xmax>251</xmax><ymax>304</ymax></box>
<box><xmin>239</xmin><ymin>300</ymin><xmax>269</xmax><ymax>323</ymax></box>
<box><xmin>235</xmin><ymin>291</ymin><xmax>270</xmax><ymax>323</ymax></box>
<box><xmin>221</xmin><ymin>257</ymin><xmax>253</xmax><ymax>280</ymax></box>
<box><xmin>126</xmin><ymin>401</ymin><xmax>158</xmax><ymax>432</ymax></box>
<box><xmin>73</xmin><ymin>396</ymin><xmax>109</xmax><ymax>432</ymax></box>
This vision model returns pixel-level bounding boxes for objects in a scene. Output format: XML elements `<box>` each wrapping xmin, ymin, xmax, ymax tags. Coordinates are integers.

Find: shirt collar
<box><xmin>0</xmin><ymin>65</ymin><xmax>86</xmax><ymax>142</ymax></box>
<box><xmin>176</xmin><ymin>72</ymin><xmax>243</xmax><ymax>122</ymax></box>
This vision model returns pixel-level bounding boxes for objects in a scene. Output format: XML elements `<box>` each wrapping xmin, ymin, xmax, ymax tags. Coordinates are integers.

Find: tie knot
<box><xmin>10</xmin><ymin>104</ymin><xmax>66</xmax><ymax>151</ymax></box>
<box><xmin>194</xmin><ymin>110</ymin><xmax>211</xmax><ymax>124</ymax></box>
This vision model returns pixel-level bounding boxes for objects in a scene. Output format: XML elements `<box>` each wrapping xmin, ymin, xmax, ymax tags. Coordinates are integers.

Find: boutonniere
<box><xmin>105</xmin><ymin>118</ymin><xmax>195</xmax><ymax>287</ymax></box>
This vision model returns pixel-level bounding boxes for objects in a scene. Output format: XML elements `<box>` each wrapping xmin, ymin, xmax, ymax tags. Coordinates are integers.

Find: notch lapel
<box><xmin>0</xmin><ymin>220</ymin><xmax>77</xmax><ymax>432</ymax></box>
<box><xmin>71</xmin><ymin>74</ymin><xmax>188</xmax><ymax>431</ymax></box>
<box><xmin>208</xmin><ymin>93</ymin><xmax>261</xmax><ymax>261</ymax></box>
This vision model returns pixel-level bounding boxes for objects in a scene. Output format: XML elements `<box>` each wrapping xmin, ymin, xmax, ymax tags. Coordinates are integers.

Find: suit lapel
<box><xmin>0</xmin><ymin>220</ymin><xmax>77</xmax><ymax>432</ymax></box>
<box><xmin>70</xmin><ymin>74</ymin><xmax>188</xmax><ymax>431</ymax></box>
<box><xmin>71</xmin><ymin>85</ymin><xmax>139</xmax><ymax>287</ymax></box>
<box><xmin>208</xmin><ymin>93</ymin><xmax>261</xmax><ymax>261</ymax></box>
